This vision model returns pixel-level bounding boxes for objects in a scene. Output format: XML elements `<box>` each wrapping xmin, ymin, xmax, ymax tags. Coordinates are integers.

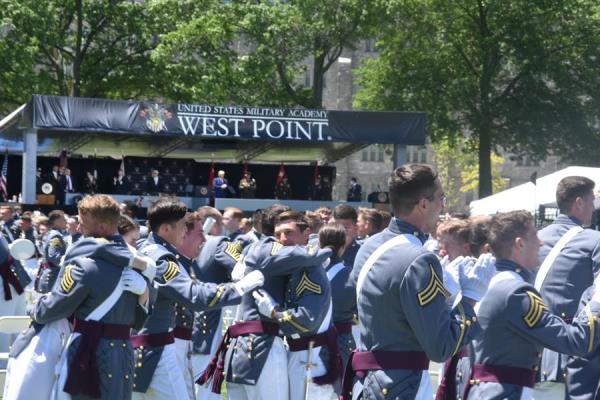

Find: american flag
<box><xmin>0</xmin><ymin>152</ymin><xmax>8</xmax><ymax>201</ymax></box>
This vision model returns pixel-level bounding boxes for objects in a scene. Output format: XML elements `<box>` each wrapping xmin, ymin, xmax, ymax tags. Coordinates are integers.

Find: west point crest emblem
<box><xmin>139</xmin><ymin>104</ymin><xmax>173</xmax><ymax>133</ymax></box>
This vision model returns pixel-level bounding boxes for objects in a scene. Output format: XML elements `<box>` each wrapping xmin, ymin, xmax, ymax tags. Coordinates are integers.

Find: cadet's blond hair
<box><xmin>78</xmin><ymin>194</ymin><xmax>120</xmax><ymax>230</ymax></box>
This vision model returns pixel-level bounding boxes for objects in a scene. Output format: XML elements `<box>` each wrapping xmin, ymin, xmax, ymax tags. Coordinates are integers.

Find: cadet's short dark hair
<box><xmin>262</xmin><ymin>204</ymin><xmax>291</xmax><ymax>236</ymax></box>
<box><xmin>488</xmin><ymin>210</ymin><xmax>533</xmax><ymax>259</ymax></box>
<box><xmin>147</xmin><ymin>197</ymin><xmax>187</xmax><ymax>233</ymax></box>
<box><xmin>304</xmin><ymin>211</ymin><xmax>323</xmax><ymax>233</ymax></box>
<box><xmin>333</xmin><ymin>204</ymin><xmax>357</xmax><ymax>223</ymax></box>
<box><xmin>118</xmin><ymin>214</ymin><xmax>139</xmax><ymax>236</ymax></box>
<box><xmin>276</xmin><ymin>210</ymin><xmax>309</xmax><ymax>232</ymax></box>
<box><xmin>389</xmin><ymin>164</ymin><xmax>439</xmax><ymax>215</ymax></box>
<box><xmin>556</xmin><ymin>176</ymin><xmax>595</xmax><ymax>214</ymax></box>
<box><xmin>469</xmin><ymin>216</ymin><xmax>491</xmax><ymax>257</ymax></box>
<box><xmin>48</xmin><ymin>210</ymin><xmax>66</xmax><ymax>226</ymax></box>
<box><xmin>121</xmin><ymin>200</ymin><xmax>139</xmax><ymax>218</ymax></box>
<box><xmin>319</xmin><ymin>223</ymin><xmax>346</xmax><ymax>254</ymax></box>
<box><xmin>184</xmin><ymin>211</ymin><xmax>202</xmax><ymax>232</ymax></box>
<box><xmin>359</xmin><ymin>208</ymin><xmax>384</xmax><ymax>233</ymax></box>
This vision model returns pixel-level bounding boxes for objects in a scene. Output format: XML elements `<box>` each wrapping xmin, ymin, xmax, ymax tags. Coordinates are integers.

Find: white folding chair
<box><xmin>0</xmin><ymin>316</ymin><xmax>31</xmax><ymax>335</ymax></box>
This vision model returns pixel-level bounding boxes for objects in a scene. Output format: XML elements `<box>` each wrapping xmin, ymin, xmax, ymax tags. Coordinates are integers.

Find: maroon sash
<box><xmin>462</xmin><ymin>363</ymin><xmax>536</xmax><ymax>399</ymax></box>
<box><xmin>287</xmin><ymin>325</ymin><xmax>343</xmax><ymax>385</ymax></box>
<box><xmin>131</xmin><ymin>331</ymin><xmax>175</xmax><ymax>348</ymax></box>
<box><xmin>334</xmin><ymin>321</ymin><xmax>353</xmax><ymax>335</ymax></box>
<box><xmin>435</xmin><ymin>347</ymin><xmax>470</xmax><ymax>400</ymax></box>
<box><xmin>63</xmin><ymin>319</ymin><xmax>132</xmax><ymax>398</ymax></box>
<box><xmin>174</xmin><ymin>326</ymin><xmax>193</xmax><ymax>340</ymax></box>
<box><xmin>0</xmin><ymin>255</ymin><xmax>22</xmax><ymax>300</ymax></box>
<box><xmin>198</xmin><ymin>320</ymin><xmax>279</xmax><ymax>394</ymax></box>
<box><xmin>340</xmin><ymin>350</ymin><xmax>429</xmax><ymax>400</ymax></box>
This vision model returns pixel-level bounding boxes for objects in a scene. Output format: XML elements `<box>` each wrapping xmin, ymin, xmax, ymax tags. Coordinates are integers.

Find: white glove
<box><xmin>442</xmin><ymin>256</ymin><xmax>463</xmax><ymax>299</ymax></box>
<box><xmin>459</xmin><ymin>253</ymin><xmax>496</xmax><ymax>301</ymax></box>
<box><xmin>231</xmin><ymin>259</ymin><xmax>247</xmax><ymax>282</ymax></box>
<box><xmin>129</xmin><ymin>254</ymin><xmax>157</xmax><ymax>281</ymax></box>
<box><xmin>233</xmin><ymin>270</ymin><xmax>264</xmax><ymax>295</ymax></box>
<box><xmin>121</xmin><ymin>269</ymin><xmax>147</xmax><ymax>296</ymax></box>
<box><xmin>252</xmin><ymin>289</ymin><xmax>278</xmax><ymax>318</ymax></box>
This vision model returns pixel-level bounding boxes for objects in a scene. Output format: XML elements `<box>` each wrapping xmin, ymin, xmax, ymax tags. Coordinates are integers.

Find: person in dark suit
<box><xmin>146</xmin><ymin>169</ymin><xmax>163</xmax><ymax>195</ymax></box>
<box><xmin>213</xmin><ymin>170</ymin><xmax>228</xmax><ymax>198</ymax></box>
<box><xmin>36</xmin><ymin>168</ymin><xmax>43</xmax><ymax>194</ymax></box>
<box><xmin>47</xmin><ymin>165</ymin><xmax>60</xmax><ymax>195</ymax></box>
<box><xmin>55</xmin><ymin>167</ymin><xmax>68</xmax><ymax>205</ymax></box>
<box><xmin>83</xmin><ymin>171</ymin><xmax>97</xmax><ymax>194</ymax></box>
<box><xmin>309</xmin><ymin>175</ymin><xmax>323</xmax><ymax>200</ymax></box>
<box><xmin>112</xmin><ymin>169</ymin><xmax>130</xmax><ymax>194</ymax></box>
<box><xmin>347</xmin><ymin>177</ymin><xmax>362</xmax><ymax>202</ymax></box>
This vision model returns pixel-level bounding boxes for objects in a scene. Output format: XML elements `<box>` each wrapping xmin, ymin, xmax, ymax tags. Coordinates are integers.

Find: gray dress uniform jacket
<box><xmin>223</xmin><ymin>238</ymin><xmax>331</xmax><ymax>385</ymax></box>
<box><xmin>174</xmin><ymin>254</ymin><xmax>195</xmax><ymax>334</ymax></box>
<box><xmin>133</xmin><ymin>233</ymin><xmax>244</xmax><ymax>393</ymax></box>
<box><xmin>192</xmin><ymin>236</ymin><xmax>245</xmax><ymax>355</ymax></box>
<box><xmin>30</xmin><ymin>235</ymin><xmax>146</xmax><ymax>400</ymax></box>
<box><xmin>35</xmin><ymin>228</ymin><xmax>67</xmax><ymax>293</ymax></box>
<box><xmin>538</xmin><ymin>214</ymin><xmax>600</xmax><ymax>393</ymax></box>
<box><xmin>467</xmin><ymin>259</ymin><xmax>600</xmax><ymax>400</ymax></box>
<box><xmin>351</xmin><ymin>218</ymin><xmax>480</xmax><ymax>400</ymax></box>
<box><xmin>327</xmin><ymin>255</ymin><xmax>357</xmax><ymax>368</ymax></box>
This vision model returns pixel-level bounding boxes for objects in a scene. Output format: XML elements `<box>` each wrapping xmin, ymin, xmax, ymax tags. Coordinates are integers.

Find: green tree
<box><xmin>355</xmin><ymin>0</ymin><xmax>600</xmax><ymax>197</ymax></box>
<box><xmin>0</xmin><ymin>0</ymin><xmax>159</xmax><ymax>113</ymax></box>
<box><xmin>153</xmin><ymin>0</ymin><xmax>381</xmax><ymax>108</ymax></box>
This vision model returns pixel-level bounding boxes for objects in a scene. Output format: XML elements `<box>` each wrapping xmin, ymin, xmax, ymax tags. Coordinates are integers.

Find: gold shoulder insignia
<box><xmin>163</xmin><ymin>261</ymin><xmax>180</xmax><ymax>283</ymax></box>
<box><xmin>60</xmin><ymin>264</ymin><xmax>76</xmax><ymax>293</ymax></box>
<box><xmin>417</xmin><ymin>264</ymin><xmax>450</xmax><ymax>306</ymax></box>
<box><xmin>306</xmin><ymin>244</ymin><xmax>317</xmax><ymax>255</ymax></box>
<box><xmin>270</xmin><ymin>242</ymin><xmax>283</xmax><ymax>256</ymax></box>
<box><xmin>296</xmin><ymin>272</ymin><xmax>322</xmax><ymax>296</ymax></box>
<box><xmin>49</xmin><ymin>237</ymin><xmax>64</xmax><ymax>248</ymax></box>
<box><xmin>93</xmin><ymin>237</ymin><xmax>111</xmax><ymax>244</ymax></box>
<box><xmin>524</xmin><ymin>291</ymin><xmax>547</xmax><ymax>328</ymax></box>
<box><xmin>224</xmin><ymin>242</ymin><xmax>242</xmax><ymax>262</ymax></box>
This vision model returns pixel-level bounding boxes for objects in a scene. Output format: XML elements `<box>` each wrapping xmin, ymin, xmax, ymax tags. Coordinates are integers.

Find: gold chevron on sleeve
<box><xmin>417</xmin><ymin>264</ymin><xmax>450</xmax><ymax>306</ymax></box>
<box><xmin>49</xmin><ymin>237</ymin><xmax>64</xmax><ymax>248</ymax></box>
<box><xmin>208</xmin><ymin>285</ymin><xmax>226</xmax><ymax>308</ymax></box>
<box><xmin>270</xmin><ymin>242</ymin><xmax>283</xmax><ymax>256</ymax></box>
<box><xmin>295</xmin><ymin>272</ymin><xmax>322</xmax><ymax>296</ymax></box>
<box><xmin>224</xmin><ymin>242</ymin><xmax>242</xmax><ymax>262</ymax></box>
<box><xmin>163</xmin><ymin>261</ymin><xmax>180</xmax><ymax>283</ymax></box>
<box><xmin>60</xmin><ymin>264</ymin><xmax>76</xmax><ymax>293</ymax></box>
<box><xmin>524</xmin><ymin>291</ymin><xmax>547</xmax><ymax>328</ymax></box>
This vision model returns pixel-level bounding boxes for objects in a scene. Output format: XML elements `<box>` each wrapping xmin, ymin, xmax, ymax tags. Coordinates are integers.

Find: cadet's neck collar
<box><xmin>495</xmin><ymin>258</ymin><xmax>532</xmax><ymax>282</ymax></box>
<box><xmin>178</xmin><ymin>254</ymin><xmax>193</xmax><ymax>271</ymax></box>
<box><xmin>389</xmin><ymin>218</ymin><xmax>428</xmax><ymax>244</ymax></box>
<box><xmin>152</xmin><ymin>232</ymin><xmax>178</xmax><ymax>253</ymax></box>
<box><xmin>555</xmin><ymin>214</ymin><xmax>583</xmax><ymax>227</ymax></box>
<box><xmin>106</xmin><ymin>234</ymin><xmax>123</xmax><ymax>243</ymax></box>
<box><xmin>327</xmin><ymin>254</ymin><xmax>343</xmax><ymax>269</ymax></box>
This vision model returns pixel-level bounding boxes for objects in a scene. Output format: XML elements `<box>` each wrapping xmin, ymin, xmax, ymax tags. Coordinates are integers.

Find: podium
<box><xmin>36</xmin><ymin>194</ymin><xmax>55</xmax><ymax>205</ymax></box>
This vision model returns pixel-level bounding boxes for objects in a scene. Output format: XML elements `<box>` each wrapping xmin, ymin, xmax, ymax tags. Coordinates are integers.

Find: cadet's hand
<box><xmin>231</xmin><ymin>259</ymin><xmax>247</xmax><ymax>282</ymax></box>
<box><xmin>129</xmin><ymin>254</ymin><xmax>157</xmax><ymax>281</ymax></box>
<box><xmin>459</xmin><ymin>253</ymin><xmax>496</xmax><ymax>302</ymax></box>
<box><xmin>121</xmin><ymin>269</ymin><xmax>147</xmax><ymax>295</ymax></box>
<box><xmin>443</xmin><ymin>256</ymin><xmax>463</xmax><ymax>299</ymax></box>
<box><xmin>233</xmin><ymin>270</ymin><xmax>264</xmax><ymax>295</ymax></box>
<box><xmin>252</xmin><ymin>289</ymin><xmax>278</xmax><ymax>318</ymax></box>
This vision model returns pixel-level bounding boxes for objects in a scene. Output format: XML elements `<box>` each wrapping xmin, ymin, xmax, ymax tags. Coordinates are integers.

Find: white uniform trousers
<box><xmin>174</xmin><ymin>337</ymin><xmax>196</xmax><ymax>400</ymax></box>
<box><xmin>132</xmin><ymin>342</ymin><xmax>190</xmax><ymax>400</ymax></box>
<box><xmin>0</xmin><ymin>285</ymin><xmax>26</xmax><ymax>359</ymax></box>
<box><xmin>226</xmin><ymin>337</ymin><xmax>289</xmax><ymax>400</ymax></box>
<box><xmin>192</xmin><ymin>312</ymin><xmax>223</xmax><ymax>400</ymax></box>
<box><xmin>287</xmin><ymin>346</ymin><xmax>336</xmax><ymax>400</ymax></box>
<box><xmin>2</xmin><ymin>319</ymin><xmax>70</xmax><ymax>400</ymax></box>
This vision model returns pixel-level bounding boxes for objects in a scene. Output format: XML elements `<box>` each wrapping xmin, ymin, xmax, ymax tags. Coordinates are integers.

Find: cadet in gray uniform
<box><xmin>344</xmin><ymin>164</ymin><xmax>485</xmax><ymax>400</ymax></box>
<box><xmin>536</xmin><ymin>176</ymin><xmax>600</xmax><ymax>399</ymax></box>
<box><xmin>173</xmin><ymin>212</ymin><xmax>206</xmax><ymax>400</ymax></box>
<box><xmin>35</xmin><ymin>209</ymin><xmax>68</xmax><ymax>293</ymax></box>
<box><xmin>464</xmin><ymin>210</ymin><xmax>600</xmax><ymax>400</ymax></box>
<box><xmin>192</xmin><ymin>234</ymin><xmax>251</xmax><ymax>400</ymax></box>
<box><xmin>318</xmin><ymin>222</ymin><xmax>357</xmax><ymax>391</ymax></box>
<box><xmin>132</xmin><ymin>198</ymin><xmax>263</xmax><ymax>400</ymax></box>
<box><xmin>17</xmin><ymin>195</ymin><xmax>152</xmax><ymax>400</ymax></box>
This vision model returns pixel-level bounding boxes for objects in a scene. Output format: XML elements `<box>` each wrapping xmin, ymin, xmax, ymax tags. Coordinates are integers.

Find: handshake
<box><xmin>444</xmin><ymin>253</ymin><xmax>496</xmax><ymax>302</ymax></box>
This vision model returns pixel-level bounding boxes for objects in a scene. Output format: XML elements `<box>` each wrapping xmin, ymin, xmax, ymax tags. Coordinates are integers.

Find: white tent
<box><xmin>469</xmin><ymin>166</ymin><xmax>600</xmax><ymax>216</ymax></box>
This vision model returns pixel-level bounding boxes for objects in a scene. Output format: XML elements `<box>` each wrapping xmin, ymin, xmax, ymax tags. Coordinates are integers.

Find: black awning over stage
<box><xmin>0</xmin><ymin>94</ymin><xmax>425</xmax><ymax>162</ymax></box>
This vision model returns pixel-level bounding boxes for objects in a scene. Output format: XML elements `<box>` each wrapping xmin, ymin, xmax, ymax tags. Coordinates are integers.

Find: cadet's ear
<box><xmin>515</xmin><ymin>236</ymin><xmax>524</xmax><ymax>250</ymax></box>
